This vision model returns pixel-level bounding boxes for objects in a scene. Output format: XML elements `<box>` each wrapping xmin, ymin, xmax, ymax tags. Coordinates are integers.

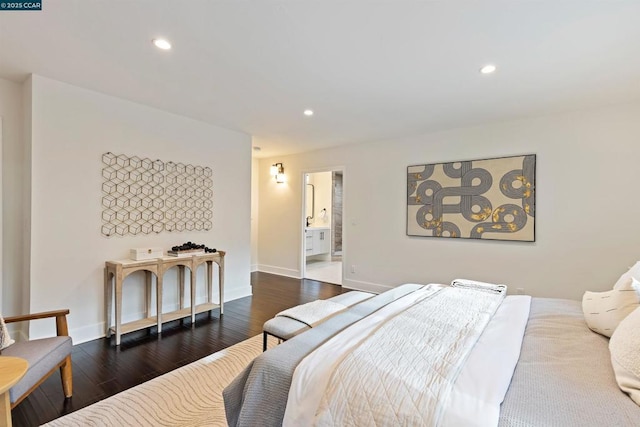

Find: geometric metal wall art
<box><xmin>101</xmin><ymin>152</ymin><xmax>213</xmax><ymax>237</ymax></box>
<box><xmin>407</xmin><ymin>154</ymin><xmax>535</xmax><ymax>241</ymax></box>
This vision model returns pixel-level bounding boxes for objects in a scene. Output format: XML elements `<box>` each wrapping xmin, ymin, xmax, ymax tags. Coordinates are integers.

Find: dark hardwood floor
<box><xmin>12</xmin><ymin>272</ymin><xmax>346</xmax><ymax>427</ymax></box>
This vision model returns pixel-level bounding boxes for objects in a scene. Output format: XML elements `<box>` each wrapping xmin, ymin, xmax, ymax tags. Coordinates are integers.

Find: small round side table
<box><xmin>0</xmin><ymin>356</ymin><xmax>28</xmax><ymax>427</ymax></box>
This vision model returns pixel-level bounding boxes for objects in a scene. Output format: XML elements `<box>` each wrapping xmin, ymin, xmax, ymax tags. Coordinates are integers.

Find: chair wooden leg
<box><xmin>60</xmin><ymin>355</ymin><xmax>73</xmax><ymax>398</ymax></box>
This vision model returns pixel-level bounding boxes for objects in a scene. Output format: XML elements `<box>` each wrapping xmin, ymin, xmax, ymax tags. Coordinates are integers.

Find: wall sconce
<box><xmin>271</xmin><ymin>163</ymin><xmax>286</xmax><ymax>183</ymax></box>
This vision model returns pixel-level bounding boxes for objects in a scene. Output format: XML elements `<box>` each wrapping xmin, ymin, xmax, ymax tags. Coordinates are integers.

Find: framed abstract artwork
<box><xmin>407</xmin><ymin>154</ymin><xmax>535</xmax><ymax>241</ymax></box>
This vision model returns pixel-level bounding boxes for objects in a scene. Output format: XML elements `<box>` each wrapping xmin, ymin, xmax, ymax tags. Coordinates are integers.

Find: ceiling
<box><xmin>1</xmin><ymin>1</ymin><xmax>639</xmax><ymax>158</ymax></box>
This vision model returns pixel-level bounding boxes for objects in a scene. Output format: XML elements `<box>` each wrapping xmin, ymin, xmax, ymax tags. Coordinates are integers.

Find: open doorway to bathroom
<box><xmin>302</xmin><ymin>170</ymin><xmax>343</xmax><ymax>285</ymax></box>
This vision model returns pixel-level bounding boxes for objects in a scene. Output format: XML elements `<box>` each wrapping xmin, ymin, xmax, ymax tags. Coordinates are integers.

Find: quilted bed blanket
<box><xmin>284</xmin><ymin>284</ymin><xmax>506</xmax><ymax>426</ymax></box>
<box><xmin>224</xmin><ymin>283</ymin><xmax>524</xmax><ymax>426</ymax></box>
<box><xmin>224</xmin><ymin>284</ymin><xmax>425</xmax><ymax>426</ymax></box>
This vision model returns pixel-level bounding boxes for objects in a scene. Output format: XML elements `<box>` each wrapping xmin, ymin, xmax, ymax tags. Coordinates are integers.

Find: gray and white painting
<box><xmin>407</xmin><ymin>154</ymin><xmax>535</xmax><ymax>241</ymax></box>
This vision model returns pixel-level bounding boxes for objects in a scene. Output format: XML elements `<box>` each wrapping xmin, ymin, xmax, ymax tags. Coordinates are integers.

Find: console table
<box><xmin>104</xmin><ymin>251</ymin><xmax>225</xmax><ymax>345</ymax></box>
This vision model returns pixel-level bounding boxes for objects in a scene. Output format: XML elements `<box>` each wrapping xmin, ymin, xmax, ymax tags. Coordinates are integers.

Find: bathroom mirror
<box><xmin>305</xmin><ymin>179</ymin><xmax>315</xmax><ymax>226</ymax></box>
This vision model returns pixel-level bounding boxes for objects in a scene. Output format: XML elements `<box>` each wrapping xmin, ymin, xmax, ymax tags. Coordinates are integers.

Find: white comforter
<box><xmin>283</xmin><ymin>285</ymin><xmax>531</xmax><ymax>426</ymax></box>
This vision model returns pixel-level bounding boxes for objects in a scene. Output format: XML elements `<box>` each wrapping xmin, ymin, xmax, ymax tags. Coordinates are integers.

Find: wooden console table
<box><xmin>104</xmin><ymin>251</ymin><xmax>225</xmax><ymax>345</ymax></box>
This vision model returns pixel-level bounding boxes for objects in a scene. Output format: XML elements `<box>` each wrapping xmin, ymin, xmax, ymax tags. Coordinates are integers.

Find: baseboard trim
<box><xmin>70</xmin><ymin>322</ymin><xmax>108</xmax><ymax>345</ymax></box>
<box><xmin>342</xmin><ymin>278</ymin><xmax>393</xmax><ymax>294</ymax></box>
<box><xmin>224</xmin><ymin>285</ymin><xmax>253</xmax><ymax>302</ymax></box>
<box><xmin>256</xmin><ymin>264</ymin><xmax>301</xmax><ymax>279</ymax></box>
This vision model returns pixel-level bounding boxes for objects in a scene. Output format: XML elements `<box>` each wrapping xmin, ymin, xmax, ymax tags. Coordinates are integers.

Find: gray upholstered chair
<box><xmin>1</xmin><ymin>309</ymin><xmax>73</xmax><ymax>408</ymax></box>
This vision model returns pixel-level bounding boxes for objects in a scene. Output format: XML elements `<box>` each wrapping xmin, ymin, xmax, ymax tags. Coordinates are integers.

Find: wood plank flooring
<box><xmin>11</xmin><ymin>272</ymin><xmax>347</xmax><ymax>426</ymax></box>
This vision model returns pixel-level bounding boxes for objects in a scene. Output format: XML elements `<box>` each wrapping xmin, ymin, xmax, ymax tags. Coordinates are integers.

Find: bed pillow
<box><xmin>0</xmin><ymin>314</ymin><xmax>15</xmax><ymax>350</ymax></box>
<box><xmin>610</xmin><ymin>305</ymin><xmax>640</xmax><ymax>406</ymax></box>
<box><xmin>582</xmin><ymin>278</ymin><xmax>640</xmax><ymax>337</ymax></box>
<box><xmin>613</xmin><ymin>261</ymin><xmax>640</xmax><ymax>290</ymax></box>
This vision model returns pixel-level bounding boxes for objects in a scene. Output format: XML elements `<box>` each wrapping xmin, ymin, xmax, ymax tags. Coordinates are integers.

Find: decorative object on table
<box><xmin>101</xmin><ymin>152</ymin><xmax>213</xmax><ymax>237</ymax></box>
<box><xmin>129</xmin><ymin>247</ymin><xmax>164</xmax><ymax>261</ymax></box>
<box><xmin>168</xmin><ymin>241</ymin><xmax>217</xmax><ymax>257</ymax></box>
<box><xmin>407</xmin><ymin>154</ymin><xmax>535</xmax><ymax>241</ymax></box>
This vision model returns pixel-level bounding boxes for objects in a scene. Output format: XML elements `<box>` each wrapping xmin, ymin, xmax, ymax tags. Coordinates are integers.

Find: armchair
<box><xmin>1</xmin><ymin>310</ymin><xmax>73</xmax><ymax>408</ymax></box>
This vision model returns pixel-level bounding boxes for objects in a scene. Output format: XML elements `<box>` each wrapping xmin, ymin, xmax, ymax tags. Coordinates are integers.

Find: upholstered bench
<box><xmin>262</xmin><ymin>291</ymin><xmax>374</xmax><ymax>351</ymax></box>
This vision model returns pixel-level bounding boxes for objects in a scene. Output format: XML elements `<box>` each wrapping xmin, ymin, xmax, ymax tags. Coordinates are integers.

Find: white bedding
<box><xmin>441</xmin><ymin>295</ymin><xmax>531</xmax><ymax>426</ymax></box>
<box><xmin>284</xmin><ymin>285</ymin><xmax>528</xmax><ymax>426</ymax></box>
<box><xmin>283</xmin><ymin>284</ymin><xmax>443</xmax><ymax>426</ymax></box>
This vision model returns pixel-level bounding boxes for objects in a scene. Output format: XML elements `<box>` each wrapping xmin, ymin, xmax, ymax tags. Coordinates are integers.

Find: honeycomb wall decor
<box><xmin>101</xmin><ymin>152</ymin><xmax>213</xmax><ymax>237</ymax></box>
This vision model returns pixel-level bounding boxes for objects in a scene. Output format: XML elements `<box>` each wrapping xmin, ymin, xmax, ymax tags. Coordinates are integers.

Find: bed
<box><xmin>224</xmin><ymin>283</ymin><xmax>640</xmax><ymax>426</ymax></box>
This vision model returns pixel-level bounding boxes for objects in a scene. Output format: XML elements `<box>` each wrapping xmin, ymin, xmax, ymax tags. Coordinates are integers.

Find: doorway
<box><xmin>302</xmin><ymin>169</ymin><xmax>344</xmax><ymax>285</ymax></box>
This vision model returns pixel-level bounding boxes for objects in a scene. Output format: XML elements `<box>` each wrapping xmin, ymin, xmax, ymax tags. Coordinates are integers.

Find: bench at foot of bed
<box><xmin>262</xmin><ymin>291</ymin><xmax>374</xmax><ymax>351</ymax></box>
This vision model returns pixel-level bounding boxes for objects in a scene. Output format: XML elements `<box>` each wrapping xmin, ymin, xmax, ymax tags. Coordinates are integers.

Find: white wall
<box><xmin>250</xmin><ymin>157</ymin><xmax>259</xmax><ymax>271</ymax></box>
<box><xmin>0</xmin><ymin>117</ymin><xmax>2</xmax><ymax>311</ymax></box>
<box><xmin>258</xmin><ymin>102</ymin><xmax>640</xmax><ymax>299</ymax></box>
<box><xmin>0</xmin><ymin>77</ymin><xmax>26</xmax><ymax>319</ymax></box>
<box><xmin>21</xmin><ymin>76</ymin><xmax>32</xmax><ymax>337</ymax></box>
<box><xmin>26</xmin><ymin>75</ymin><xmax>252</xmax><ymax>343</ymax></box>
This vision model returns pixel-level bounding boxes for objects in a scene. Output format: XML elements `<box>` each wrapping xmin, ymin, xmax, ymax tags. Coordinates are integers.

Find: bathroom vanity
<box><xmin>305</xmin><ymin>227</ymin><xmax>330</xmax><ymax>256</ymax></box>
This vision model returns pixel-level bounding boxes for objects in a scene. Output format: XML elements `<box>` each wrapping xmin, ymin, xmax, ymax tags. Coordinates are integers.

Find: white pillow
<box><xmin>610</xmin><ymin>305</ymin><xmax>640</xmax><ymax>406</ymax></box>
<box><xmin>613</xmin><ymin>261</ymin><xmax>640</xmax><ymax>290</ymax></box>
<box><xmin>582</xmin><ymin>278</ymin><xmax>640</xmax><ymax>337</ymax></box>
<box><xmin>0</xmin><ymin>314</ymin><xmax>15</xmax><ymax>350</ymax></box>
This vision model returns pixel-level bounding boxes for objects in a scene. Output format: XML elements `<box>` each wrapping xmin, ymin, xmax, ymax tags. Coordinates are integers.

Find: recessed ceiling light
<box><xmin>253</xmin><ymin>146</ymin><xmax>261</xmax><ymax>152</ymax></box>
<box><xmin>303</xmin><ymin>109</ymin><xmax>314</xmax><ymax>116</ymax></box>
<box><xmin>152</xmin><ymin>38</ymin><xmax>172</xmax><ymax>50</ymax></box>
<box><xmin>480</xmin><ymin>64</ymin><xmax>497</xmax><ymax>74</ymax></box>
